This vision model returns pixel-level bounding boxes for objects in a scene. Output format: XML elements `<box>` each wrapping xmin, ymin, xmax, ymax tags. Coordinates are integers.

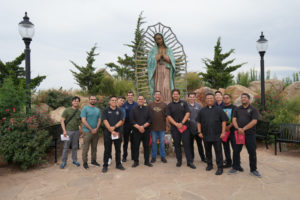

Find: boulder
<box><xmin>281</xmin><ymin>82</ymin><xmax>300</xmax><ymax>101</ymax></box>
<box><xmin>194</xmin><ymin>87</ymin><xmax>216</xmax><ymax>106</ymax></box>
<box><xmin>225</xmin><ymin>85</ymin><xmax>257</xmax><ymax>106</ymax></box>
<box><xmin>33</xmin><ymin>103</ymin><xmax>51</xmax><ymax>113</ymax></box>
<box><xmin>248</xmin><ymin>79</ymin><xmax>284</xmax><ymax>93</ymax></box>
<box><xmin>49</xmin><ymin>106</ymin><xmax>65</xmax><ymax>123</ymax></box>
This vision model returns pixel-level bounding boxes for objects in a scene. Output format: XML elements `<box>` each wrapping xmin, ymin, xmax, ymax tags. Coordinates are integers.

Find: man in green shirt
<box><xmin>60</xmin><ymin>96</ymin><xmax>82</xmax><ymax>169</ymax></box>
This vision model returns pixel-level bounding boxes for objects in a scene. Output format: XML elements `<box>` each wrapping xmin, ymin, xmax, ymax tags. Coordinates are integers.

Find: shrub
<box><xmin>0</xmin><ymin>110</ymin><xmax>53</xmax><ymax>170</ymax></box>
<box><xmin>34</xmin><ymin>89</ymin><xmax>73</xmax><ymax>109</ymax></box>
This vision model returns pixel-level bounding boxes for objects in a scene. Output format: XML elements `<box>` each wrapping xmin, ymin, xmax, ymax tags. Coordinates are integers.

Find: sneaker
<box><xmin>72</xmin><ymin>161</ymin><xmax>80</xmax><ymax>167</ymax></box>
<box><xmin>122</xmin><ymin>158</ymin><xmax>127</xmax><ymax>162</ymax></box>
<box><xmin>176</xmin><ymin>162</ymin><xmax>182</xmax><ymax>167</ymax></box>
<box><xmin>83</xmin><ymin>162</ymin><xmax>89</xmax><ymax>169</ymax></box>
<box><xmin>151</xmin><ymin>158</ymin><xmax>156</xmax><ymax>163</ymax></box>
<box><xmin>132</xmin><ymin>162</ymin><xmax>139</xmax><ymax>168</ymax></box>
<box><xmin>102</xmin><ymin>167</ymin><xmax>108</xmax><ymax>173</ymax></box>
<box><xmin>237</xmin><ymin>167</ymin><xmax>244</xmax><ymax>172</ymax></box>
<box><xmin>228</xmin><ymin>168</ymin><xmax>239</xmax><ymax>175</ymax></box>
<box><xmin>108</xmin><ymin>158</ymin><xmax>112</xmax><ymax>165</ymax></box>
<box><xmin>250</xmin><ymin>170</ymin><xmax>262</xmax><ymax>178</ymax></box>
<box><xmin>60</xmin><ymin>162</ymin><xmax>66</xmax><ymax>169</ymax></box>
<box><xmin>215</xmin><ymin>168</ymin><xmax>223</xmax><ymax>175</ymax></box>
<box><xmin>144</xmin><ymin>162</ymin><xmax>153</xmax><ymax>167</ymax></box>
<box><xmin>161</xmin><ymin>157</ymin><xmax>167</xmax><ymax>163</ymax></box>
<box><xmin>206</xmin><ymin>165</ymin><xmax>213</xmax><ymax>171</ymax></box>
<box><xmin>187</xmin><ymin>163</ymin><xmax>196</xmax><ymax>169</ymax></box>
<box><xmin>91</xmin><ymin>160</ymin><xmax>100</xmax><ymax>167</ymax></box>
<box><xmin>116</xmin><ymin>164</ymin><xmax>125</xmax><ymax>170</ymax></box>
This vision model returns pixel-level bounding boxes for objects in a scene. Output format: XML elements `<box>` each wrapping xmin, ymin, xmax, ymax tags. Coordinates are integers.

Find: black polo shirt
<box><xmin>102</xmin><ymin>106</ymin><xmax>123</xmax><ymax>133</ymax></box>
<box><xmin>232</xmin><ymin>105</ymin><xmax>259</xmax><ymax>135</ymax></box>
<box><xmin>130</xmin><ymin>105</ymin><xmax>152</xmax><ymax>126</ymax></box>
<box><xmin>166</xmin><ymin>100</ymin><xmax>190</xmax><ymax>128</ymax></box>
<box><xmin>197</xmin><ymin>105</ymin><xmax>228</xmax><ymax>142</ymax></box>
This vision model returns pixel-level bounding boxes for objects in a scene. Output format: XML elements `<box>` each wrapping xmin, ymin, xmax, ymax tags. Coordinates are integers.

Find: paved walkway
<box><xmin>0</xmin><ymin>139</ymin><xmax>300</xmax><ymax>200</ymax></box>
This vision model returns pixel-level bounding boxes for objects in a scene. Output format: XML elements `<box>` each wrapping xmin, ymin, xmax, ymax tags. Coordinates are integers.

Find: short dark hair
<box><xmin>223</xmin><ymin>93</ymin><xmax>232</xmax><ymax>98</ymax></box>
<box><xmin>241</xmin><ymin>93</ymin><xmax>250</xmax><ymax>99</ymax></box>
<box><xmin>154</xmin><ymin>90</ymin><xmax>161</xmax><ymax>94</ymax></box>
<box><xmin>171</xmin><ymin>89</ymin><xmax>180</xmax><ymax>95</ymax></box>
<box><xmin>127</xmin><ymin>91</ymin><xmax>134</xmax><ymax>96</ymax></box>
<box><xmin>188</xmin><ymin>92</ymin><xmax>196</xmax><ymax>97</ymax></box>
<box><xmin>89</xmin><ymin>95</ymin><xmax>97</xmax><ymax>100</ymax></box>
<box><xmin>109</xmin><ymin>95</ymin><xmax>117</xmax><ymax>100</ymax></box>
<box><xmin>118</xmin><ymin>96</ymin><xmax>126</xmax><ymax>100</ymax></box>
<box><xmin>215</xmin><ymin>90</ymin><xmax>223</xmax><ymax>95</ymax></box>
<box><xmin>206</xmin><ymin>93</ymin><xmax>215</xmax><ymax>98</ymax></box>
<box><xmin>72</xmin><ymin>96</ymin><xmax>81</xmax><ymax>102</ymax></box>
<box><xmin>137</xmin><ymin>95</ymin><xmax>145</xmax><ymax>99</ymax></box>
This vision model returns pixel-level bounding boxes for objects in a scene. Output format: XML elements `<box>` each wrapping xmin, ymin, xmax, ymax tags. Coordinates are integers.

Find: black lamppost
<box><xmin>18</xmin><ymin>12</ymin><xmax>35</xmax><ymax>113</ymax></box>
<box><xmin>256</xmin><ymin>32</ymin><xmax>268</xmax><ymax>113</ymax></box>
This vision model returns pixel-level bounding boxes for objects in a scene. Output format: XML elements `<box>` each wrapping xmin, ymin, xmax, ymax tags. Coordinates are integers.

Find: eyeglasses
<box><xmin>90</xmin><ymin>99</ymin><xmax>97</xmax><ymax>101</ymax></box>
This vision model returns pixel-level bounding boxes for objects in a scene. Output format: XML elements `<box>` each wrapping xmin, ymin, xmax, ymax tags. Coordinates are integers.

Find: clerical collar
<box><xmin>209</xmin><ymin>106</ymin><xmax>212</xmax><ymax>109</ymax></box>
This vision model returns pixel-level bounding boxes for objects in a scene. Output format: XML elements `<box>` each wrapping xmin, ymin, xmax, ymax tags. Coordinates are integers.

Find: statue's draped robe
<box><xmin>147</xmin><ymin>36</ymin><xmax>176</xmax><ymax>103</ymax></box>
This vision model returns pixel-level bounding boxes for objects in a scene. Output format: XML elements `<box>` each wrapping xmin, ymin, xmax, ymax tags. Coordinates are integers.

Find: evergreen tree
<box><xmin>199</xmin><ymin>37</ymin><xmax>245</xmax><ymax>88</ymax></box>
<box><xmin>0</xmin><ymin>53</ymin><xmax>46</xmax><ymax>90</ymax></box>
<box><xmin>106</xmin><ymin>11</ymin><xmax>146</xmax><ymax>80</ymax></box>
<box><xmin>70</xmin><ymin>45</ymin><xmax>105</xmax><ymax>94</ymax></box>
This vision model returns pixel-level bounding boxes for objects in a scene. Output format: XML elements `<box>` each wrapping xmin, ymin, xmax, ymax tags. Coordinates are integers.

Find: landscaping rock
<box><xmin>194</xmin><ymin>87</ymin><xmax>216</xmax><ymax>106</ymax></box>
<box><xmin>281</xmin><ymin>82</ymin><xmax>300</xmax><ymax>101</ymax></box>
<box><xmin>248</xmin><ymin>79</ymin><xmax>284</xmax><ymax>93</ymax></box>
<box><xmin>49</xmin><ymin>107</ymin><xmax>65</xmax><ymax>123</ymax></box>
<box><xmin>225</xmin><ymin>85</ymin><xmax>257</xmax><ymax>106</ymax></box>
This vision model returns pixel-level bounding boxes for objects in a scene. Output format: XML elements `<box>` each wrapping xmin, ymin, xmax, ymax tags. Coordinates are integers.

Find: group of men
<box><xmin>60</xmin><ymin>89</ymin><xmax>261</xmax><ymax>177</ymax></box>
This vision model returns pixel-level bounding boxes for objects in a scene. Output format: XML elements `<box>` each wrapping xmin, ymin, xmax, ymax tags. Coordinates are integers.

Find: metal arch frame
<box><xmin>134</xmin><ymin>22</ymin><xmax>188</xmax><ymax>100</ymax></box>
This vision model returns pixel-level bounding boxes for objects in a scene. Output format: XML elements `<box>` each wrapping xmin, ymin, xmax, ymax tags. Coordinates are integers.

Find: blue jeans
<box><xmin>151</xmin><ymin>131</ymin><xmax>166</xmax><ymax>158</ymax></box>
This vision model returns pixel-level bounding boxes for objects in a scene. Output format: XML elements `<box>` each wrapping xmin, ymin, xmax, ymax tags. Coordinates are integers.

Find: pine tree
<box><xmin>199</xmin><ymin>37</ymin><xmax>246</xmax><ymax>89</ymax></box>
<box><xmin>70</xmin><ymin>45</ymin><xmax>105</xmax><ymax>94</ymax></box>
<box><xmin>106</xmin><ymin>11</ymin><xmax>146</xmax><ymax>80</ymax></box>
<box><xmin>0</xmin><ymin>53</ymin><xmax>46</xmax><ymax>90</ymax></box>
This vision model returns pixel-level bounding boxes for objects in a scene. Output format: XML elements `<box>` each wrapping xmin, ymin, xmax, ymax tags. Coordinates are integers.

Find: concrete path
<box><xmin>0</xmin><ymin>139</ymin><xmax>300</xmax><ymax>200</ymax></box>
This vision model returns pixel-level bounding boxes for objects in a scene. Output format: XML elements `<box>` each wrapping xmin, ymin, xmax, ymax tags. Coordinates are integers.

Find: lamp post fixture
<box><xmin>18</xmin><ymin>12</ymin><xmax>35</xmax><ymax>113</ymax></box>
<box><xmin>256</xmin><ymin>32</ymin><xmax>268</xmax><ymax>113</ymax></box>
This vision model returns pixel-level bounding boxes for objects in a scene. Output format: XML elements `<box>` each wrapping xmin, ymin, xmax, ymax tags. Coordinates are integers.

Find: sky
<box><xmin>1</xmin><ymin>0</ymin><xmax>299</xmax><ymax>90</ymax></box>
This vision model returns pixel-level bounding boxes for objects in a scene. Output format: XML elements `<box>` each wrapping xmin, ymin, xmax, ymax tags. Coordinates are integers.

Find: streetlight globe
<box><xmin>256</xmin><ymin>32</ymin><xmax>268</xmax><ymax>53</ymax></box>
<box><xmin>18</xmin><ymin>12</ymin><xmax>35</xmax><ymax>39</ymax></box>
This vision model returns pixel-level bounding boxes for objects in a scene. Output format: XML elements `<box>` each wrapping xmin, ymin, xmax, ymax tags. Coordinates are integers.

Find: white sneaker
<box><xmin>108</xmin><ymin>158</ymin><xmax>112</xmax><ymax>165</ymax></box>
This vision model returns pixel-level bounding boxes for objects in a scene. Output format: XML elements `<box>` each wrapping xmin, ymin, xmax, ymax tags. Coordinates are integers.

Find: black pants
<box><xmin>103</xmin><ymin>131</ymin><xmax>121</xmax><ymax>167</ymax></box>
<box><xmin>122</xmin><ymin>122</ymin><xmax>134</xmax><ymax>160</ymax></box>
<box><xmin>232</xmin><ymin>133</ymin><xmax>257</xmax><ymax>172</ymax></box>
<box><xmin>204</xmin><ymin>140</ymin><xmax>223</xmax><ymax>169</ymax></box>
<box><xmin>171</xmin><ymin>127</ymin><xmax>192</xmax><ymax>164</ymax></box>
<box><xmin>190</xmin><ymin>132</ymin><xmax>206</xmax><ymax>161</ymax></box>
<box><xmin>132</xmin><ymin>129</ymin><xmax>150</xmax><ymax>163</ymax></box>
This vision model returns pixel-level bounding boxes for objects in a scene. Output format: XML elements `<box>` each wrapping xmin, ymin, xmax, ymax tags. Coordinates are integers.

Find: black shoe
<box><xmin>151</xmin><ymin>158</ymin><xmax>156</xmax><ymax>163</ymax></box>
<box><xmin>237</xmin><ymin>167</ymin><xmax>244</xmax><ymax>172</ymax></box>
<box><xmin>122</xmin><ymin>158</ymin><xmax>127</xmax><ymax>162</ymax></box>
<box><xmin>206</xmin><ymin>165</ymin><xmax>213</xmax><ymax>171</ymax></box>
<box><xmin>161</xmin><ymin>157</ymin><xmax>167</xmax><ymax>163</ymax></box>
<box><xmin>83</xmin><ymin>162</ymin><xmax>89</xmax><ymax>169</ymax></box>
<box><xmin>144</xmin><ymin>162</ymin><xmax>153</xmax><ymax>167</ymax></box>
<box><xmin>176</xmin><ymin>162</ymin><xmax>182</xmax><ymax>167</ymax></box>
<box><xmin>91</xmin><ymin>160</ymin><xmax>100</xmax><ymax>167</ymax></box>
<box><xmin>201</xmin><ymin>158</ymin><xmax>207</xmax><ymax>163</ymax></box>
<box><xmin>215</xmin><ymin>168</ymin><xmax>223</xmax><ymax>175</ymax></box>
<box><xmin>223</xmin><ymin>163</ymin><xmax>232</xmax><ymax>168</ymax></box>
<box><xmin>187</xmin><ymin>163</ymin><xmax>196</xmax><ymax>169</ymax></box>
<box><xmin>116</xmin><ymin>164</ymin><xmax>125</xmax><ymax>170</ymax></box>
<box><xmin>132</xmin><ymin>162</ymin><xmax>139</xmax><ymax>168</ymax></box>
<box><xmin>102</xmin><ymin>167</ymin><xmax>108</xmax><ymax>173</ymax></box>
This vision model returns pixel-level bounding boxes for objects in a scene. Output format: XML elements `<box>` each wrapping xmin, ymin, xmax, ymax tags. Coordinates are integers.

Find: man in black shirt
<box><xmin>231</xmin><ymin>93</ymin><xmax>261</xmax><ymax>177</ymax></box>
<box><xmin>197</xmin><ymin>93</ymin><xmax>228</xmax><ymax>175</ymax></box>
<box><xmin>221</xmin><ymin>94</ymin><xmax>237</xmax><ymax>168</ymax></box>
<box><xmin>166</xmin><ymin>89</ymin><xmax>196</xmax><ymax>169</ymax></box>
<box><xmin>130</xmin><ymin>95</ymin><xmax>153</xmax><ymax>167</ymax></box>
<box><xmin>101</xmin><ymin>96</ymin><xmax>125</xmax><ymax>173</ymax></box>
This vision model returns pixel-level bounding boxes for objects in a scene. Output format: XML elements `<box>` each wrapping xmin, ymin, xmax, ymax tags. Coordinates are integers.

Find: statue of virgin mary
<box><xmin>147</xmin><ymin>33</ymin><xmax>176</xmax><ymax>103</ymax></box>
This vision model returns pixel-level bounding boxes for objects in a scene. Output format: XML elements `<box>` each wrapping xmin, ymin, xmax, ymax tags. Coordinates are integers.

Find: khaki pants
<box><xmin>82</xmin><ymin>131</ymin><xmax>99</xmax><ymax>163</ymax></box>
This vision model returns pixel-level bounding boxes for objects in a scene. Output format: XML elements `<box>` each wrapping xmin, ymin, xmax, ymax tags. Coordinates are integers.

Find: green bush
<box><xmin>0</xmin><ymin>110</ymin><xmax>53</xmax><ymax>170</ymax></box>
<box><xmin>187</xmin><ymin>72</ymin><xmax>202</xmax><ymax>91</ymax></box>
<box><xmin>34</xmin><ymin>89</ymin><xmax>73</xmax><ymax>109</ymax></box>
